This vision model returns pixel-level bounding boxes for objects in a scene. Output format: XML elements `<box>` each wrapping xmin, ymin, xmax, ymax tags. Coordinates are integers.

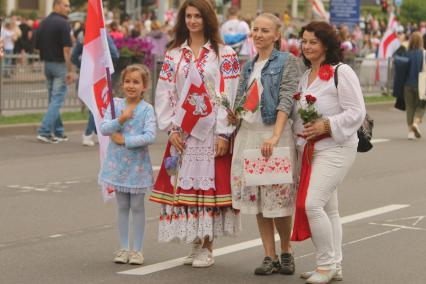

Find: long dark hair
<box><xmin>299</xmin><ymin>21</ymin><xmax>343</xmax><ymax>67</ymax></box>
<box><xmin>169</xmin><ymin>0</ymin><xmax>223</xmax><ymax>56</ymax></box>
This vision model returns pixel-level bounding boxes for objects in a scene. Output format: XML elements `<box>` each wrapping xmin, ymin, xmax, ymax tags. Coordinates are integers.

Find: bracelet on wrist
<box><xmin>168</xmin><ymin>125</ymin><xmax>183</xmax><ymax>136</ymax></box>
<box><xmin>323</xmin><ymin>118</ymin><xmax>331</xmax><ymax>134</ymax></box>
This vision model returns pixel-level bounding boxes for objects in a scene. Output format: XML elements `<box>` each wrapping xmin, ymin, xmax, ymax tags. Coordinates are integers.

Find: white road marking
<box><xmin>49</xmin><ymin>234</ymin><xmax>63</xmax><ymax>239</ymax></box>
<box><xmin>4</xmin><ymin>180</ymin><xmax>81</xmax><ymax>193</ymax></box>
<box><xmin>119</xmin><ymin>204</ymin><xmax>409</xmax><ymax>276</ymax></box>
<box><xmin>342</xmin><ymin>228</ymin><xmax>400</xmax><ymax>246</ymax></box>
<box><xmin>385</xmin><ymin>216</ymin><xmax>425</xmax><ymax>226</ymax></box>
<box><xmin>340</xmin><ymin>204</ymin><xmax>409</xmax><ymax>223</ymax></box>
<box><xmin>369</xmin><ymin>222</ymin><xmax>426</xmax><ymax>231</ymax></box>
<box><xmin>371</xmin><ymin>138</ymin><xmax>390</xmax><ymax>144</ymax></box>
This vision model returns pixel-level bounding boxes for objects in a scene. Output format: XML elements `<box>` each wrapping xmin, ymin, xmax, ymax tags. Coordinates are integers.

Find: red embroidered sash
<box><xmin>291</xmin><ymin>133</ymin><xmax>330</xmax><ymax>242</ymax></box>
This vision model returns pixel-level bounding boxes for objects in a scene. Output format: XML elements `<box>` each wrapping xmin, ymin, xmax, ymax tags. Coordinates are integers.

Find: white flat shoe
<box><xmin>301</xmin><ymin>267</ymin><xmax>343</xmax><ymax>281</ymax></box>
<box><xmin>305</xmin><ymin>269</ymin><xmax>337</xmax><ymax>284</ymax></box>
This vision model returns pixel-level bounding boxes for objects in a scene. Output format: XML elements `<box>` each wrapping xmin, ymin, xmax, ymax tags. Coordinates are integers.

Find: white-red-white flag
<box><xmin>78</xmin><ymin>0</ymin><xmax>114</xmax><ymax>163</ymax></box>
<box><xmin>376</xmin><ymin>13</ymin><xmax>401</xmax><ymax>83</ymax></box>
<box><xmin>311</xmin><ymin>0</ymin><xmax>329</xmax><ymax>21</ymax></box>
<box><xmin>173</xmin><ymin>63</ymin><xmax>215</xmax><ymax>141</ymax></box>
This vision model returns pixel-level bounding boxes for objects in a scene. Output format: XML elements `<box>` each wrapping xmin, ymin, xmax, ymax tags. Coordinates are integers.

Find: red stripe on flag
<box><xmin>382</xmin><ymin>32</ymin><xmax>397</xmax><ymax>58</ymax></box>
<box><xmin>84</xmin><ymin>0</ymin><xmax>105</xmax><ymax>45</ymax></box>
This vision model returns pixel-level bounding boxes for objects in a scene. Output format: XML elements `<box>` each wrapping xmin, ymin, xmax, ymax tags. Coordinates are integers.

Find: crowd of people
<box><xmin>1</xmin><ymin>0</ymin><xmax>424</xmax><ymax>283</ymax></box>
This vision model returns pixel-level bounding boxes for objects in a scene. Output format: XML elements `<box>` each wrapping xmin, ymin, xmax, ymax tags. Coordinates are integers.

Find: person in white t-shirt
<box><xmin>221</xmin><ymin>6</ymin><xmax>250</xmax><ymax>54</ymax></box>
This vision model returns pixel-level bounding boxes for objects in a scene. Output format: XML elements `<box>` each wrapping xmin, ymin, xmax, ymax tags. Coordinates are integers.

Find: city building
<box><xmin>1</xmin><ymin>0</ymin><xmax>53</xmax><ymax>17</ymax></box>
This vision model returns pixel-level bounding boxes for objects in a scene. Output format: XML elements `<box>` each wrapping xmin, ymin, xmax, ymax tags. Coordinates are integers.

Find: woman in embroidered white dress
<box><xmin>291</xmin><ymin>22</ymin><xmax>366</xmax><ymax>284</ymax></box>
<box><xmin>149</xmin><ymin>0</ymin><xmax>240</xmax><ymax>268</ymax></box>
<box><xmin>228</xmin><ymin>13</ymin><xmax>299</xmax><ymax>276</ymax></box>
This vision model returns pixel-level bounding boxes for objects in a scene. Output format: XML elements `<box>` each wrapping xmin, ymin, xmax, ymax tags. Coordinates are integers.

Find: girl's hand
<box><xmin>227</xmin><ymin>109</ymin><xmax>240</xmax><ymax>126</ymax></box>
<box><xmin>215</xmin><ymin>138</ymin><xmax>229</xmax><ymax>157</ymax></box>
<box><xmin>169</xmin><ymin>132</ymin><xmax>185</xmax><ymax>154</ymax></box>
<box><xmin>302</xmin><ymin>120</ymin><xmax>327</xmax><ymax>141</ymax></box>
<box><xmin>111</xmin><ymin>132</ymin><xmax>125</xmax><ymax>145</ymax></box>
<box><xmin>119</xmin><ymin>107</ymin><xmax>134</xmax><ymax>125</ymax></box>
<box><xmin>261</xmin><ymin>136</ymin><xmax>279</xmax><ymax>159</ymax></box>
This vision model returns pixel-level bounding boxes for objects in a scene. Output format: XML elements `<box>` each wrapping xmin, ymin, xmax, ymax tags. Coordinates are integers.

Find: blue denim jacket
<box><xmin>237</xmin><ymin>49</ymin><xmax>296</xmax><ymax>125</ymax></box>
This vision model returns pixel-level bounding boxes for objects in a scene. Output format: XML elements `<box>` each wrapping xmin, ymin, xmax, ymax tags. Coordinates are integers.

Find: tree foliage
<box><xmin>400</xmin><ymin>0</ymin><xmax>426</xmax><ymax>24</ymax></box>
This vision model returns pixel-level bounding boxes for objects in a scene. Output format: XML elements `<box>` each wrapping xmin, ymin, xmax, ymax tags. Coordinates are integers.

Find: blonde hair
<box><xmin>409</xmin><ymin>31</ymin><xmax>424</xmax><ymax>50</ymax></box>
<box><xmin>255</xmin><ymin>13</ymin><xmax>282</xmax><ymax>50</ymax></box>
<box><xmin>120</xmin><ymin>64</ymin><xmax>151</xmax><ymax>95</ymax></box>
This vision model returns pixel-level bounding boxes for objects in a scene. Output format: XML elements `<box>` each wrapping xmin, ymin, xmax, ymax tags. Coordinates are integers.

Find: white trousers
<box><xmin>299</xmin><ymin>145</ymin><xmax>357</xmax><ymax>270</ymax></box>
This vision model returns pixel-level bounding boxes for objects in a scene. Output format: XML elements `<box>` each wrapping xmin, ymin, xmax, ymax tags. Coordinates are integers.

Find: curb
<box><xmin>0</xmin><ymin>120</ymin><xmax>87</xmax><ymax>137</ymax></box>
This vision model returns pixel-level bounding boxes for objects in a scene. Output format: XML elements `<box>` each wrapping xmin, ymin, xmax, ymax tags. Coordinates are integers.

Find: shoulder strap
<box><xmin>334</xmin><ymin>63</ymin><xmax>343</xmax><ymax>89</ymax></box>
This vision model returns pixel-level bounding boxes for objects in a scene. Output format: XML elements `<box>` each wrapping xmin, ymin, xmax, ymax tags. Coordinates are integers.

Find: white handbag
<box><xmin>418</xmin><ymin>50</ymin><xmax>426</xmax><ymax>101</ymax></box>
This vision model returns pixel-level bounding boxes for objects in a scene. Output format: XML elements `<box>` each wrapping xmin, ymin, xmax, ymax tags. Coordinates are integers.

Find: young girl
<box><xmin>99</xmin><ymin>64</ymin><xmax>156</xmax><ymax>265</ymax></box>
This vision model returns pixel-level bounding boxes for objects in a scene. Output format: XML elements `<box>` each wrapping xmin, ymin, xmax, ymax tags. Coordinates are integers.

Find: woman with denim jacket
<box><xmin>228</xmin><ymin>13</ymin><xmax>299</xmax><ymax>276</ymax></box>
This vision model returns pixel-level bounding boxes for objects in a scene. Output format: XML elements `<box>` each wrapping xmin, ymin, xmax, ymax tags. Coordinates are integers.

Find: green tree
<box><xmin>400</xmin><ymin>0</ymin><xmax>426</xmax><ymax>24</ymax></box>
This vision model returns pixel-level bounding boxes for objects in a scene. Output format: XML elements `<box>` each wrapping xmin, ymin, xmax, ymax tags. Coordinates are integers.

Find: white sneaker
<box><xmin>192</xmin><ymin>248</ymin><xmax>214</xmax><ymax>268</ymax></box>
<box><xmin>113</xmin><ymin>249</ymin><xmax>129</xmax><ymax>264</ymax></box>
<box><xmin>412</xmin><ymin>123</ymin><xmax>421</xmax><ymax>138</ymax></box>
<box><xmin>82</xmin><ymin>134</ymin><xmax>95</xmax><ymax>146</ymax></box>
<box><xmin>128</xmin><ymin>251</ymin><xmax>144</xmax><ymax>265</ymax></box>
<box><xmin>408</xmin><ymin>131</ymin><xmax>416</xmax><ymax>140</ymax></box>
<box><xmin>182</xmin><ymin>239</ymin><xmax>203</xmax><ymax>265</ymax></box>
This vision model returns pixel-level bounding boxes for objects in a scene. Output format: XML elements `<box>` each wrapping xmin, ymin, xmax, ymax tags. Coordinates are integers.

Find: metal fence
<box><xmin>0</xmin><ymin>54</ymin><xmax>393</xmax><ymax>115</ymax></box>
<box><xmin>0</xmin><ymin>54</ymin><xmax>81</xmax><ymax>115</ymax></box>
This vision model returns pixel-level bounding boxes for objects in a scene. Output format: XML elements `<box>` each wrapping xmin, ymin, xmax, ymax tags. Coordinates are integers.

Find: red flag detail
<box><xmin>291</xmin><ymin>133</ymin><xmax>330</xmax><ymax>242</ymax></box>
<box><xmin>243</xmin><ymin>80</ymin><xmax>260</xmax><ymax>112</ymax></box>
<box><xmin>85</xmin><ymin>0</ymin><xmax>105</xmax><ymax>45</ymax></box>
<box><xmin>93</xmin><ymin>77</ymin><xmax>110</xmax><ymax>118</ymax></box>
<box><xmin>180</xmin><ymin>82</ymin><xmax>213</xmax><ymax>135</ymax></box>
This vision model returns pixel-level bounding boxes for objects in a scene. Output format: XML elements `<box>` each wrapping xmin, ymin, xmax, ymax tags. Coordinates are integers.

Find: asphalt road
<box><xmin>0</xmin><ymin>103</ymin><xmax>425</xmax><ymax>284</ymax></box>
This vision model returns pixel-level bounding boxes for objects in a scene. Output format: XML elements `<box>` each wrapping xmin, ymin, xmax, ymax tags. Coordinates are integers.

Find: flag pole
<box><xmin>106</xmin><ymin>67</ymin><xmax>116</xmax><ymax>119</ymax></box>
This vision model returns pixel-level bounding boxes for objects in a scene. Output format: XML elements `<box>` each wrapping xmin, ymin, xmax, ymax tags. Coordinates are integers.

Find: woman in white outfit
<box><xmin>290</xmin><ymin>21</ymin><xmax>366</xmax><ymax>284</ymax></box>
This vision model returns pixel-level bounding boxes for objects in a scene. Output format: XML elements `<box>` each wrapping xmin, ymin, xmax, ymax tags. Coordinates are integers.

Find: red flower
<box><xmin>305</xmin><ymin>94</ymin><xmax>317</xmax><ymax>105</ymax></box>
<box><xmin>249</xmin><ymin>194</ymin><xmax>256</xmax><ymax>202</ymax></box>
<box><xmin>318</xmin><ymin>64</ymin><xmax>334</xmax><ymax>81</ymax></box>
<box><xmin>293</xmin><ymin>92</ymin><xmax>301</xmax><ymax>100</ymax></box>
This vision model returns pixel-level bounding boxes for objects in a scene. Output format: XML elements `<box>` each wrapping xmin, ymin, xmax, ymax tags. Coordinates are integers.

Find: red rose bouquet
<box><xmin>293</xmin><ymin>92</ymin><xmax>322</xmax><ymax>124</ymax></box>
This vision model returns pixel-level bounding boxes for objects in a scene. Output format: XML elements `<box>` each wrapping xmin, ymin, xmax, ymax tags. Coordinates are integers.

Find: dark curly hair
<box><xmin>299</xmin><ymin>21</ymin><xmax>343</xmax><ymax>67</ymax></box>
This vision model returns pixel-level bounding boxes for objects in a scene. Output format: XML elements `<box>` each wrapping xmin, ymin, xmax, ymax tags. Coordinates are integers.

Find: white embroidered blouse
<box><xmin>155</xmin><ymin>41</ymin><xmax>240</xmax><ymax>191</ymax></box>
<box><xmin>292</xmin><ymin>64</ymin><xmax>366</xmax><ymax>150</ymax></box>
<box><xmin>155</xmin><ymin>41</ymin><xmax>240</xmax><ymax>136</ymax></box>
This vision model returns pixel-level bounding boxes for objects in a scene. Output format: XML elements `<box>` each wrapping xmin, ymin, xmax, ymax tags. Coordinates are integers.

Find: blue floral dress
<box><xmin>99</xmin><ymin>98</ymin><xmax>157</xmax><ymax>194</ymax></box>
